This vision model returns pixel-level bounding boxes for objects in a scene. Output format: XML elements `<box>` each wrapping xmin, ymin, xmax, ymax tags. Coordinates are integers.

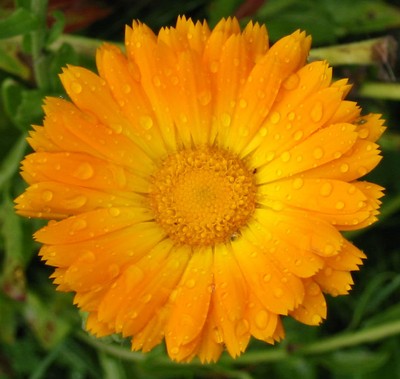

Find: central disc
<box><xmin>149</xmin><ymin>146</ymin><xmax>257</xmax><ymax>246</ymax></box>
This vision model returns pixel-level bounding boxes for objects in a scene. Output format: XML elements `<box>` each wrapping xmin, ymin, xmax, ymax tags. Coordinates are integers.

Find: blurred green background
<box><xmin>1</xmin><ymin>0</ymin><xmax>400</xmax><ymax>378</ymax></box>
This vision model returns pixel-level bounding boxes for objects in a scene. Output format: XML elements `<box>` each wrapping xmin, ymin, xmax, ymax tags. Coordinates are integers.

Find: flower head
<box><xmin>16</xmin><ymin>16</ymin><xmax>385</xmax><ymax>362</ymax></box>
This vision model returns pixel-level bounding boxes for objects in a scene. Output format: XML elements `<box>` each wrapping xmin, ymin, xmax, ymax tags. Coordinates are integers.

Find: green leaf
<box><xmin>0</xmin><ymin>133</ymin><xmax>27</xmax><ymax>191</ymax></box>
<box><xmin>320</xmin><ymin>349</ymin><xmax>389</xmax><ymax>375</ymax></box>
<box><xmin>0</xmin><ymin>8</ymin><xmax>38</xmax><ymax>39</ymax></box>
<box><xmin>45</xmin><ymin>10</ymin><xmax>66</xmax><ymax>47</ymax></box>
<box><xmin>1</xmin><ymin>78</ymin><xmax>45</xmax><ymax>129</ymax></box>
<box><xmin>24</xmin><ymin>292</ymin><xmax>72</xmax><ymax>349</ymax></box>
<box><xmin>0</xmin><ymin>42</ymin><xmax>31</xmax><ymax>79</ymax></box>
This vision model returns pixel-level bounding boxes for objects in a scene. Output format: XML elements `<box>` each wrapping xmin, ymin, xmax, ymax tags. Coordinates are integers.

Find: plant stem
<box><xmin>30</xmin><ymin>0</ymin><xmax>49</xmax><ymax>89</ymax></box>
<box><xmin>77</xmin><ymin>320</ymin><xmax>400</xmax><ymax>366</ymax></box>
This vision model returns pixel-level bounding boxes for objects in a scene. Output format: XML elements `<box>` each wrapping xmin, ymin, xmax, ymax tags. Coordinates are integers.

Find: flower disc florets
<box><xmin>149</xmin><ymin>146</ymin><xmax>257</xmax><ymax>246</ymax></box>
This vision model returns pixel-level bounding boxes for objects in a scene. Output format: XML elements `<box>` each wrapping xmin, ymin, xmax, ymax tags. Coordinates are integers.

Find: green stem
<box><xmin>77</xmin><ymin>320</ymin><xmax>400</xmax><ymax>366</ymax></box>
<box><xmin>298</xmin><ymin>320</ymin><xmax>400</xmax><ymax>355</ymax></box>
<box><xmin>358</xmin><ymin>82</ymin><xmax>400</xmax><ymax>100</ymax></box>
<box><xmin>309</xmin><ymin>36</ymin><xmax>396</xmax><ymax>66</ymax></box>
<box><xmin>30</xmin><ymin>0</ymin><xmax>49</xmax><ymax>89</ymax></box>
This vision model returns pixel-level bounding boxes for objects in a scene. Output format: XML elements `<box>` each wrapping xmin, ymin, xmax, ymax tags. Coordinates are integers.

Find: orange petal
<box><xmin>165</xmin><ymin>247</ymin><xmax>214</xmax><ymax>359</ymax></box>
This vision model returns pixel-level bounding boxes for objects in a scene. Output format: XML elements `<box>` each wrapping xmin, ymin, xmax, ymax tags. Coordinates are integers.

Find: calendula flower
<box><xmin>15</xmin><ymin>16</ymin><xmax>384</xmax><ymax>363</ymax></box>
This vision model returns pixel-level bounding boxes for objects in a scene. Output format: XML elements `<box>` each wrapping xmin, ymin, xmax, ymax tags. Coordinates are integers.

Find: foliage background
<box><xmin>1</xmin><ymin>0</ymin><xmax>400</xmax><ymax>378</ymax></box>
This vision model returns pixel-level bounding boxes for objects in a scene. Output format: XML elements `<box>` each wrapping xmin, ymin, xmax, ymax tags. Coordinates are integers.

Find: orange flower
<box><xmin>15</xmin><ymin>17</ymin><xmax>385</xmax><ymax>362</ymax></box>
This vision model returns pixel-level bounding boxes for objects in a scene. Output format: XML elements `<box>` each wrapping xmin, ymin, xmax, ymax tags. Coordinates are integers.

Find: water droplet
<box><xmin>41</xmin><ymin>190</ymin><xmax>53</xmax><ymax>202</ymax></box>
<box><xmin>70</xmin><ymin>218</ymin><xmax>87</xmax><ymax>233</ymax></box>
<box><xmin>311</xmin><ymin>314</ymin><xmax>321</xmax><ymax>324</ymax></box>
<box><xmin>287</xmin><ymin>112</ymin><xmax>296</xmax><ymax>121</ymax></box>
<box><xmin>263</xmin><ymin>273</ymin><xmax>271</xmax><ymax>282</ymax></box>
<box><xmin>293</xmin><ymin>130</ymin><xmax>303</xmax><ymax>141</ymax></box>
<box><xmin>70</xmin><ymin>81</ymin><xmax>82</xmax><ymax>94</ymax></box>
<box><xmin>320</xmin><ymin>182</ymin><xmax>333</xmax><ymax>197</ymax></box>
<box><xmin>270</xmin><ymin>112</ymin><xmax>281</xmax><ymax>124</ymax></box>
<box><xmin>139</xmin><ymin>116</ymin><xmax>153</xmax><ymax>130</ymax></box>
<box><xmin>313</xmin><ymin>147</ymin><xmax>324</xmax><ymax>160</ymax></box>
<box><xmin>292</xmin><ymin>178</ymin><xmax>304</xmax><ymax>189</ymax></box>
<box><xmin>266</xmin><ymin>151</ymin><xmax>275</xmax><ymax>162</ymax></box>
<box><xmin>282</xmin><ymin>73</ymin><xmax>300</xmax><ymax>90</ymax></box>
<box><xmin>308</xmin><ymin>282</ymin><xmax>320</xmax><ymax>296</ymax></box>
<box><xmin>357</xmin><ymin>166</ymin><xmax>368</xmax><ymax>176</ymax></box>
<box><xmin>112</xmin><ymin>124</ymin><xmax>123</xmax><ymax>134</ymax></box>
<box><xmin>198</xmin><ymin>90</ymin><xmax>211</xmax><ymax>106</ymax></box>
<box><xmin>340</xmin><ymin>163</ymin><xmax>349</xmax><ymax>173</ymax></box>
<box><xmin>141</xmin><ymin>293</ymin><xmax>152</xmax><ymax>303</ymax></box>
<box><xmin>185</xmin><ymin>279</ymin><xmax>196</xmax><ymax>288</ymax></box>
<box><xmin>210</xmin><ymin>61</ymin><xmax>219</xmax><ymax>73</ymax></box>
<box><xmin>235</xmin><ymin>319</ymin><xmax>250</xmax><ymax>337</ymax></box>
<box><xmin>274</xmin><ymin>288</ymin><xmax>283</xmax><ymax>298</ymax></box>
<box><xmin>73</xmin><ymin>162</ymin><xmax>94</xmax><ymax>180</ymax></box>
<box><xmin>358</xmin><ymin>127</ymin><xmax>370</xmax><ymax>139</ymax></box>
<box><xmin>335</xmin><ymin>201</ymin><xmax>345</xmax><ymax>210</ymax></box>
<box><xmin>63</xmin><ymin>195</ymin><xmax>87</xmax><ymax>210</ymax></box>
<box><xmin>108</xmin><ymin>207</ymin><xmax>120</xmax><ymax>217</ymax></box>
<box><xmin>324</xmin><ymin>244</ymin><xmax>335</xmax><ymax>255</ymax></box>
<box><xmin>170</xmin><ymin>346</ymin><xmax>180</xmax><ymax>355</ymax></box>
<box><xmin>123</xmin><ymin>84</ymin><xmax>131</xmax><ymax>94</ymax></box>
<box><xmin>347</xmin><ymin>185</ymin><xmax>356</xmax><ymax>194</ymax></box>
<box><xmin>310</xmin><ymin>101</ymin><xmax>323</xmax><ymax>122</ymax></box>
<box><xmin>281</xmin><ymin>151</ymin><xmax>291</xmax><ymax>162</ymax></box>
<box><xmin>294</xmin><ymin>259</ymin><xmax>302</xmax><ymax>266</ymax></box>
<box><xmin>259</xmin><ymin>127</ymin><xmax>267</xmax><ymax>136</ymax></box>
<box><xmin>152</xmin><ymin>76</ymin><xmax>161</xmax><ymax>87</ymax></box>
<box><xmin>255</xmin><ymin>310</ymin><xmax>269</xmax><ymax>329</ymax></box>
<box><xmin>221</xmin><ymin>113</ymin><xmax>231</xmax><ymax>127</ymax></box>
<box><xmin>108</xmin><ymin>264</ymin><xmax>119</xmax><ymax>278</ymax></box>
<box><xmin>239</xmin><ymin>98</ymin><xmax>248</xmax><ymax>108</ymax></box>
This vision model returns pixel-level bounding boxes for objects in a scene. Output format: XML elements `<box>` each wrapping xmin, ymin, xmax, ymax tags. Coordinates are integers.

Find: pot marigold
<box><xmin>15</xmin><ymin>16</ymin><xmax>385</xmax><ymax>362</ymax></box>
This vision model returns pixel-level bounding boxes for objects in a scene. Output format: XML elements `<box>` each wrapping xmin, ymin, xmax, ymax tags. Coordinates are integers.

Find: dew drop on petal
<box><xmin>239</xmin><ymin>98</ymin><xmax>248</xmax><ymax>108</ymax></box>
<box><xmin>320</xmin><ymin>182</ymin><xmax>333</xmax><ymax>197</ymax></box>
<box><xmin>270</xmin><ymin>112</ymin><xmax>281</xmax><ymax>124</ymax></box>
<box><xmin>292</xmin><ymin>178</ymin><xmax>304</xmax><ymax>189</ymax></box>
<box><xmin>108</xmin><ymin>207</ymin><xmax>120</xmax><ymax>217</ymax></box>
<box><xmin>308</xmin><ymin>282</ymin><xmax>320</xmax><ymax>296</ymax></box>
<box><xmin>73</xmin><ymin>162</ymin><xmax>94</xmax><ymax>180</ymax></box>
<box><xmin>139</xmin><ymin>116</ymin><xmax>154</xmax><ymax>130</ymax></box>
<box><xmin>263</xmin><ymin>273</ymin><xmax>271</xmax><ymax>282</ymax></box>
<box><xmin>63</xmin><ymin>195</ymin><xmax>88</xmax><ymax>210</ymax></box>
<box><xmin>70</xmin><ymin>219</ymin><xmax>87</xmax><ymax>233</ymax></box>
<box><xmin>198</xmin><ymin>90</ymin><xmax>212</xmax><ymax>106</ymax></box>
<box><xmin>185</xmin><ymin>279</ymin><xmax>196</xmax><ymax>288</ymax></box>
<box><xmin>310</xmin><ymin>101</ymin><xmax>323</xmax><ymax>122</ymax></box>
<box><xmin>70</xmin><ymin>81</ymin><xmax>82</xmax><ymax>94</ymax></box>
<box><xmin>141</xmin><ymin>293</ymin><xmax>152</xmax><ymax>303</ymax></box>
<box><xmin>313</xmin><ymin>147</ymin><xmax>324</xmax><ymax>160</ymax></box>
<box><xmin>108</xmin><ymin>264</ymin><xmax>119</xmax><ymax>278</ymax></box>
<box><xmin>221</xmin><ymin>113</ymin><xmax>231</xmax><ymax>127</ymax></box>
<box><xmin>281</xmin><ymin>151</ymin><xmax>291</xmax><ymax>162</ymax></box>
<box><xmin>335</xmin><ymin>201</ymin><xmax>345</xmax><ymax>210</ymax></box>
<box><xmin>255</xmin><ymin>310</ymin><xmax>269</xmax><ymax>329</ymax></box>
<box><xmin>274</xmin><ymin>288</ymin><xmax>283</xmax><ymax>298</ymax></box>
<box><xmin>41</xmin><ymin>190</ymin><xmax>53</xmax><ymax>202</ymax></box>
<box><xmin>340</xmin><ymin>163</ymin><xmax>349</xmax><ymax>173</ymax></box>
<box><xmin>292</xmin><ymin>131</ymin><xmax>303</xmax><ymax>143</ymax></box>
<box><xmin>152</xmin><ymin>76</ymin><xmax>161</xmax><ymax>87</ymax></box>
<box><xmin>312</xmin><ymin>314</ymin><xmax>321</xmax><ymax>324</ymax></box>
<box><xmin>287</xmin><ymin>112</ymin><xmax>296</xmax><ymax>121</ymax></box>
<box><xmin>282</xmin><ymin>73</ymin><xmax>300</xmax><ymax>90</ymax></box>
<box><xmin>123</xmin><ymin>84</ymin><xmax>131</xmax><ymax>94</ymax></box>
<box><xmin>259</xmin><ymin>127</ymin><xmax>268</xmax><ymax>136</ymax></box>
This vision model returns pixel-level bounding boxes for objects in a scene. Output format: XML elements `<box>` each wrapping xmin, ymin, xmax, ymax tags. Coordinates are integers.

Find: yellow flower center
<box><xmin>149</xmin><ymin>146</ymin><xmax>257</xmax><ymax>246</ymax></box>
